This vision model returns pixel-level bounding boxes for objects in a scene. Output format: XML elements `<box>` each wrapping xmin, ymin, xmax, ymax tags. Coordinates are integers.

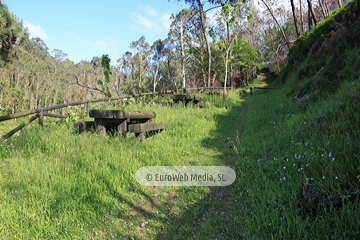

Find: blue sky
<box><xmin>5</xmin><ymin>0</ymin><xmax>193</xmax><ymax>65</ymax></box>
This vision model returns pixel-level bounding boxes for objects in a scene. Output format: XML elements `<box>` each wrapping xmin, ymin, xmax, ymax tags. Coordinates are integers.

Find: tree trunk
<box><xmin>308</xmin><ymin>3</ymin><xmax>312</xmax><ymax>29</ymax></box>
<box><xmin>290</xmin><ymin>0</ymin><xmax>300</xmax><ymax>37</ymax></box>
<box><xmin>224</xmin><ymin>21</ymin><xmax>233</xmax><ymax>90</ymax></box>
<box><xmin>307</xmin><ymin>0</ymin><xmax>318</xmax><ymax>25</ymax></box>
<box><xmin>224</xmin><ymin>49</ymin><xmax>229</xmax><ymax>91</ymax></box>
<box><xmin>153</xmin><ymin>65</ymin><xmax>159</xmax><ymax>93</ymax></box>
<box><xmin>230</xmin><ymin>63</ymin><xmax>233</xmax><ymax>88</ymax></box>
<box><xmin>323</xmin><ymin>0</ymin><xmax>330</xmax><ymax>16</ymax></box>
<box><xmin>338</xmin><ymin>0</ymin><xmax>343</xmax><ymax>8</ymax></box>
<box><xmin>300</xmin><ymin>0</ymin><xmax>304</xmax><ymax>34</ymax></box>
<box><xmin>196</xmin><ymin>0</ymin><xmax>212</xmax><ymax>87</ymax></box>
<box><xmin>260</xmin><ymin>0</ymin><xmax>290</xmax><ymax>48</ymax></box>
<box><xmin>180</xmin><ymin>23</ymin><xmax>186</xmax><ymax>89</ymax></box>
<box><xmin>318</xmin><ymin>0</ymin><xmax>327</xmax><ymax>18</ymax></box>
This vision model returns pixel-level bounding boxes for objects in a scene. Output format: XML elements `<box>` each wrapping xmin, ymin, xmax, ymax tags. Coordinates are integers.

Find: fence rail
<box><xmin>0</xmin><ymin>87</ymin><xmax>229</xmax><ymax>141</ymax></box>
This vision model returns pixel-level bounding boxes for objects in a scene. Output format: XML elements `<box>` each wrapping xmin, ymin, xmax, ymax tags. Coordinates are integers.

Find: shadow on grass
<box><xmin>153</xmin><ymin>95</ymin><xmax>251</xmax><ymax>239</ymax></box>
<box><xmin>87</xmin><ymin>93</ymin><xmax>251</xmax><ymax>239</ymax></box>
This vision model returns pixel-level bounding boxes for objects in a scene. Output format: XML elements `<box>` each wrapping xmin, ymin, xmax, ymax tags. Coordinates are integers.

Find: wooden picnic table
<box><xmin>172</xmin><ymin>94</ymin><xmax>209</xmax><ymax>108</ymax></box>
<box><xmin>73</xmin><ymin>110</ymin><xmax>166</xmax><ymax>139</ymax></box>
<box><xmin>172</xmin><ymin>94</ymin><xmax>201</xmax><ymax>106</ymax></box>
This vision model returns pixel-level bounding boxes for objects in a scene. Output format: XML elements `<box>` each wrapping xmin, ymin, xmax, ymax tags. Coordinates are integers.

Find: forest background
<box><xmin>0</xmin><ymin>0</ymin><xmax>350</xmax><ymax>113</ymax></box>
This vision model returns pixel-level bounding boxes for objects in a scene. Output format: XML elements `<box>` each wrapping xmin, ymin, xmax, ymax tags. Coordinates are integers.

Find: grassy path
<box><xmin>1</xmin><ymin>71</ymin><xmax>359</xmax><ymax>239</ymax></box>
<box><xmin>0</xmin><ymin>93</ymin><xmax>246</xmax><ymax>239</ymax></box>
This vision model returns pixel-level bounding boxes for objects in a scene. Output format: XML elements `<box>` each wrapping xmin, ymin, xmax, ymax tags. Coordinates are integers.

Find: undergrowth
<box><xmin>0</xmin><ymin>1</ymin><xmax>359</xmax><ymax>239</ymax></box>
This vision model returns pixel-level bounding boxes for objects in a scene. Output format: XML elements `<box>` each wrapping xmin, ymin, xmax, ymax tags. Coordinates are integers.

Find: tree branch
<box><xmin>68</xmin><ymin>75</ymin><xmax>112</xmax><ymax>97</ymax></box>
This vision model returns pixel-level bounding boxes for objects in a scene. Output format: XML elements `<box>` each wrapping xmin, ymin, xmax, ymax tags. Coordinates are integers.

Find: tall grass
<box><xmin>0</xmin><ymin>73</ymin><xmax>359</xmax><ymax>238</ymax></box>
<box><xmin>0</xmin><ymin>96</ymin><xmax>234</xmax><ymax>239</ymax></box>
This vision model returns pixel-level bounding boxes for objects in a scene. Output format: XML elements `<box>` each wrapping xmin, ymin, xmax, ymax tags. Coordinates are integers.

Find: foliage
<box><xmin>232</xmin><ymin>40</ymin><xmax>260</xmax><ymax>86</ymax></box>
<box><xmin>0</xmin><ymin>2</ymin><xmax>28</xmax><ymax>66</ymax></box>
<box><xmin>100</xmin><ymin>54</ymin><xmax>112</xmax><ymax>97</ymax></box>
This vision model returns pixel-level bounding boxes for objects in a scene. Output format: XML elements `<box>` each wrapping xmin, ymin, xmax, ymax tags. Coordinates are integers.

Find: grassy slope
<box><xmin>1</xmin><ymin>1</ymin><xmax>360</xmax><ymax>239</ymax></box>
<box><xmin>0</xmin><ymin>94</ymin><xmax>243</xmax><ymax>239</ymax></box>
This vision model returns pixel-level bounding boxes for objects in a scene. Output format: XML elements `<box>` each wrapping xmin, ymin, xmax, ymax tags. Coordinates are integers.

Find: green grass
<box><xmin>1</xmin><ymin>3</ymin><xmax>360</xmax><ymax>236</ymax></box>
<box><xmin>0</xmin><ymin>96</ymin><xmax>239</xmax><ymax>239</ymax></box>
<box><xmin>1</xmin><ymin>70</ymin><xmax>358</xmax><ymax>239</ymax></box>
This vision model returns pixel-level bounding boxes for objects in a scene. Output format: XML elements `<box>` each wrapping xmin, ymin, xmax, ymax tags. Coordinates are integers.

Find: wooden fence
<box><xmin>0</xmin><ymin>87</ymin><xmax>230</xmax><ymax>141</ymax></box>
<box><xmin>249</xmin><ymin>87</ymin><xmax>277</xmax><ymax>96</ymax></box>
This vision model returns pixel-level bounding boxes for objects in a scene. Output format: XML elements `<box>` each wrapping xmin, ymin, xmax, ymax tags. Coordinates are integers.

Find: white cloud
<box><xmin>162</xmin><ymin>13</ymin><xmax>172</xmax><ymax>31</ymax></box>
<box><xmin>136</xmin><ymin>14</ymin><xmax>156</xmax><ymax>29</ymax></box>
<box><xmin>133</xmin><ymin>5</ymin><xmax>172</xmax><ymax>32</ymax></box>
<box><xmin>92</xmin><ymin>40</ymin><xmax>106</xmax><ymax>48</ymax></box>
<box><xmin>65</xmin><ymin>30</ymin><xmax>107</xmax><ymax>49</ymax></box>
<box><xmin>65</xmin><ymin>30</ymin><xmax>86</xmax><ymax>45</ymax></box>
<box><xmin>138</xmin><ymin>5</ymin><xmax>157</xmax><ymax>17</ymax></box>
<box><xmin>23</xmin><ymin>21</ymin><xmax>49</xmax><ymax>40</ymax></box>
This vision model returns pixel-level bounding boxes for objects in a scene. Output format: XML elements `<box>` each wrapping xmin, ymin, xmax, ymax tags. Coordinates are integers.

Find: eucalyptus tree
<box><xmin>168</xmin><ymin>8</ymin><xmax>195</xmax><ymax>89</ymax></box>
<box><xmin>173</xmin><ymin>0</ymin><xmax>241</xmax><ymax>87</ymax></box>
<box><xmin>290</xmin><ymin>0</ymin><xmax>300</xmax><ymax>37</ymax></box>
<box><xmin>129</xmin><ymin>36</ymin><xmax>151</xmax><ymax>93</ymax></box>
<box><xmin>209</xmin><ymin>3</ymin><xmax>233</xmax><ymax>89</ymax></box>
<box><xmin>52</xmin><ymin>49</ymin><xmax>68</xmax><ymax>62</ymax></box>
<box><xmin>183</xmin><ymin>0</ymin><xmax>212</xmax><ymax>87</ymax></box>
<box><xmin>117</xmin><ymin>51</ymin><xmax>135</xmax><ymax>94</ymax></box>
<box><xmin>307</xmin><ymin>0</ymin><xmax>318</xmax><ymax>25</ymax></box>
<box><xmin>210</xmin><ymin>2</ymin><xmax>246</xmax><ymax>89</ymax></box>
<box><xmin>259</xmin><ymin>0</ymin><xmax>290</xmax><ymax>49</ymax></box>
<box><xmin>22</xmin><ymin>37</ymin><xmax>48</xmax><ymax>60</ymax></box>
<box><xmin>150</xmin><ymin>39</ymin><xmax>165</xmax><ymax>92</ymax></box>
<box><xmin>184</xmin><ymin>11</ymin><xmax>209</xmax><ymax>87</ymax></box>
<box><xmin>70</xmin><ymin>58</ymin><xmax>110</xmax><ymax>99</ymax></box>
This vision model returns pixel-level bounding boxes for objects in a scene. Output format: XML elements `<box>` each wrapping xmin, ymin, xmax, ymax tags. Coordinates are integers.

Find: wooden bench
<box><xmin>172</xmin><ymin>94</ymin><xmax>202</xmax><ymax>107</ymax></box>
<box><xmin>128</xmin><ymin>122</ymin><xmax>167</xmax><ymax>140</ymax></box>
<box><xmin>73</xmin><ymin>110</ymin><xmax>166</xmax><ymax>139</ymax></box>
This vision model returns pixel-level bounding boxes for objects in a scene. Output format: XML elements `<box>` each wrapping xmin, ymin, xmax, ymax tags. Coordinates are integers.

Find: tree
<box><xmin>210</xmin><ymin>2</ymin><xmax>238</xmax><ymax>90</ymax></box>
<box><xmin>290</xmin><ymin>0</ymin><xmax>300</xmax><ymax>37</ymax></box>
<box><xmin>260</xmin><ymin>0</ymin><xmax>290</xmax><ymax>49</ymax></box>
<box><xmin>190</xmin><ymin>0</ymin><xmax>212</xmax><ymax>87</ymax></box>
<box><xmin>130</xmin><ymin>36</ymin><xmax>151</xmax><ymax>92</ymax></box>
<box><xmin>173</xmin><ymin>0</ymin><xmax>237</xmax><ymax>86</ymax></box>
<box><xmin>300</xmin><ymin>0</ymin><xmax>304</xmax><ymax>33</ymax></box>
<box><xmin>232</xmin><ymin>40</ymin><xmax>259</xmax><ymax>87</ymax></box>
<box><xmin>168</xmin><ymin>9</ymin><xmax>194</xmax><ymax>89</ymax></box>
<box><xmin>150</xmin><ymin>39</ymin><xmax>165</xmax><ymax>92</ymax></box>
<box><xmin>117</xmin><ymin>51</ymin><xmax>134</xmax><ymax>94</ymax></box>
<box><xmin>0</xmin><ymin>3</ymin><xmax>28</xmax><ymax>66</ymax></box>
<box><xmin>100</xmin><ymin>54</ymin><xmax>112</xmax><ymax>97</ymax></box>
<box><xmin>22</xmin><ymin>37</ymin><xmax>48</xmax><ymax>60</ymax></box>
<box><xmin>52</xmin><ymin>49</ymin><xmax>68</xmax><ymax>62</ymax></box>
<box><xmin>307</xmin><ymin>0</ymin><xmax>318</xmax><ymax>26</ymax></box>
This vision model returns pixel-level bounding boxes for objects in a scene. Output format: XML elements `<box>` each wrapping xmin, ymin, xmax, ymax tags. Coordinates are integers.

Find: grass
<box><xmin>1</xmin><ymin>3</ymin><xmax>360</xmax><ymax>237</ymax></box>
<box><xmin>0</xmin><ymin>68</ymin><xmax>358</xmax><ymax>239</ymax></box>
<box><xmin>0</xmin><ymin>93</ymin><xmax>240</xmax><ymax>239</ymax></box>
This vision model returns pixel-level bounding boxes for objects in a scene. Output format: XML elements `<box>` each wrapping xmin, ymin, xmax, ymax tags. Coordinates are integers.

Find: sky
<box><xmin>4</xmin><ymin>0</ymin><xmax>195</xmax><ymax>65</ymax></box>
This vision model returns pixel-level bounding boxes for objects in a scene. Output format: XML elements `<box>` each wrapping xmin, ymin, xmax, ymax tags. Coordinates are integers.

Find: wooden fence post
<box><xmin>38</xmin><ymin>111</ymin><xmax>44</xmax><ymax>126</ymax></box>
<box><xmin>86</xmin><ymin>102</ymin><xmax>91</xmax><ymax>113</ymax></box>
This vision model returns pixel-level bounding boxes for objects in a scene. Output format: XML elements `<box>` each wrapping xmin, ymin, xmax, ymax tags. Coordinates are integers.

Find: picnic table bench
<box><xmin>73</xmin><ymin>110</ymin><xmax>166</xmax><ymax>140</ymax></box>
<box><xmin>172</xmin><ymin>94</ymin><xmax>207</xmax><ymax>107</ymax></box>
